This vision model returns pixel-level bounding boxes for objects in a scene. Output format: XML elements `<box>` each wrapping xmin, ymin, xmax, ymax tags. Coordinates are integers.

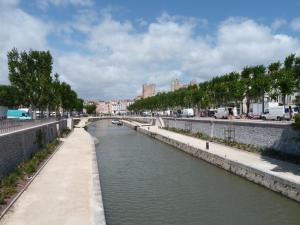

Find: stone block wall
<box><xmin>136</xmin><ymin>126</ymin><xmax>300</xmax><ymax>202</ymax></box>
<box><xmin>0</xmin><ymin>120</ymin><xmax>67</xmax><ymax>178</ymax></box>
<box><xmin>163</xmin><ymin>118</ymin><xmax>300</xmax><ymax>155</ymax></box>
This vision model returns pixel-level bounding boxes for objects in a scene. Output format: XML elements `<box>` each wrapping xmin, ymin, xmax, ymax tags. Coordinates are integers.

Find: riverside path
<box><xmin>123</xmin><ymin>120</ymin><xmax>300</xmax><ymax>202</ymax></box>
<box><xmin>0</xmin><ymin>118</ymin><xmax>105</xmax><ymax>225</ymax></box>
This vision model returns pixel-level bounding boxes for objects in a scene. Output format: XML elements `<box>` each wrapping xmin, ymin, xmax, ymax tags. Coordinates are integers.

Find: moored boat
<box><xmin>112</xmin><ymin>119</ymin><xmax>123</xmax><ymax>125</ymax></box>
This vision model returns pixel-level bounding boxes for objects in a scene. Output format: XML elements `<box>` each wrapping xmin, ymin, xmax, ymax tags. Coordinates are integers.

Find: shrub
<box><xmin>292</xmin><ymin>114</ymin><xmax>300</xmax><ymax>142</ymax></box>
<box><xmin>0</xmin><ymin>139</ymin><xmax>60</xmax><ymax>207</ymax></box>
<box><xmin>293</xmin><ymin>114</ymin><xmax>300</xmax><ymax>129</ymax></box>
<box><xmin>61</xmin><ymin>128</ymin><xmax>71</xmax><ymax>137</ymax></box>
<box><xmin>0</xmin><ymin>194</ymin><xmax>5</xmax><ymax>205</ymax></box>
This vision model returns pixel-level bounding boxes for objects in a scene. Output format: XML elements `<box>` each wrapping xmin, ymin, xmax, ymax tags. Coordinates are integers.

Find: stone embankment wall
<box><xmin>123</xmin><ymin>122</ymin><xmax>300</xmax><ymax>202</ymax></box>
<box><xmin>162</xmin><ymin>118</ymin><xmax>300</xmax><ymax>155</ymax></box>
<box><xmin>124</xmin><ymin>117</ymin><xmax>155</xmax><ymax>124</ymax></box>
<box><xmin>0</xmin><ymin>120</ymin><xmax>67</xmax><ymax>178</ymax></box>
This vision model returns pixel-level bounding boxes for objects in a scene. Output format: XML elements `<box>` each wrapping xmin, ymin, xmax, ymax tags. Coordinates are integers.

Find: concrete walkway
<box><xmin>145</xmin><ymin>125</ymin><xmax>300</xmax><ymax>186</ymax></box>
<box><xmin>0</xmin><ymin>118</ymin><xmax>105</xmax><ymax>225</ymax></box>
<box><xmin>121</xmin><ymin>119</ymin><xmax>300</xmax><ymax>201</ymax></box>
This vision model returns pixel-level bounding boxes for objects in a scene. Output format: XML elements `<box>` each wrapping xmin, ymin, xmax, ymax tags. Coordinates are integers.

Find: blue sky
<box><xmin>1</xmin><ymin>0</ymin><xmax>300</xmax><ymax>99</ymax></box>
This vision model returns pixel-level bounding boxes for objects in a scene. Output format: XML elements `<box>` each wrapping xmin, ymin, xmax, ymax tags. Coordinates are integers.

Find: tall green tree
<box><xmin>59</xmin><ymin>82</ymin><xmax>78</xmax><ymax>114</ymax></box>
<box><xmin>49</xmin><ymin>73</ymin><xmax>62</xmax><ymax>114</ymax></box>
<box><xmin>241</xmin><ymin>66</ymin><xmax>253</xmax><ymax>115</ymax></box>
<box><xmin>84</xmin><ymin>103</ymin><xmax>97</xmax><ymax>114</ymax></box>
<box><xmin>276</xmin><ymin>54</ymin><xmax>298</xmax><ymax>106</ymax></box>
<box><xmin>75</xmin><ymin>98</ymin><xmax>84</xmax><ymax>113</ymax></box>
<box><xmin>7</xmin><ymin>48</ymin><xmax>53</xmax><ymax>116</ymax></box>
<box><xmin>267</xmin><ymin>61</ymin><xmax>281</xmax><ymax>101</ymax></box>
<box><xmin>128</xmin><ymin>54</ymin><xmax>299</xmax><ymax>114</ymax></box>
<box><xmin>251</xmin><ymin>65</ymin><xmax>271</xmax><ymax>112</ymax></box>
<box><xmin>0</xmin><ymin>85</ymin><xmax>20</xmax><ymax>108</ymax></box>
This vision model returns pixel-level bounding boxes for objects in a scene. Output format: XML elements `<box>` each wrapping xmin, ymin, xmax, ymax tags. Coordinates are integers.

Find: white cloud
<box><xmin>37</xmin><ymin>0</ymin><xmax>93</xmax><ymax>10</ymax></box>
<box><xmin>0</xmin><ymin>1</ymin><xmax>50</xmax><ymax>85</ymax></box>
<box><xmin>271</xmin><ymin>18</ymin><xmax>287</xmax><ymax>30</ymax></box>
<box><xmin>217</xmin><ymin>18</ymin><xmax>299</xmax><ymax>66</ymax></box>
<box><xmin>0</xmin><ymin>0</ymin><xmax>19</xmax><ymax>8</ymax></box>
<box><xmin>1</xmin><ymin>3</ymin><xmax>300</xmax><ymax>100</ymax></box>
<box><xmin>52</xmin><ymin>15</ymin><xmax>300</xmax><ymax>99</ymax></box>
<box><xmin>291</xmin><ymin>17</ymin><xmax>300</xmax><ymax>31</ymax></box>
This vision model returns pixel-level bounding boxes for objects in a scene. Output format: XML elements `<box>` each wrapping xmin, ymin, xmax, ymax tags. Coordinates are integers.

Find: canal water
<box><xmin>88</xmin><ymin>120</ymin><xmax>300</xmax><ymax>225</ymax></box>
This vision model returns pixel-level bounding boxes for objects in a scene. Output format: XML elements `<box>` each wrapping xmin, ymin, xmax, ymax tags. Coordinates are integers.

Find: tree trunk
<box><xmin>246</xmin><ymin>98</ymin><xmax>250</xmax><ymax>116</ymax></box>
<box><xmin>282</xmin><ymin>95</ymin><xmax>286</xmax><ymax>107</ymax></box>
<box><xmin>262</xmin><ymin>92</ymin><xmax>265</xmax><ymax>114</ymax></box>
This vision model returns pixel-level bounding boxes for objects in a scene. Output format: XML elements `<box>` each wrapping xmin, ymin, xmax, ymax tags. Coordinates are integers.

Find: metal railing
<box><xmin>0</xmin><ymin>118</ymin><xmax>60</xmax><ymax>134</ymax></box>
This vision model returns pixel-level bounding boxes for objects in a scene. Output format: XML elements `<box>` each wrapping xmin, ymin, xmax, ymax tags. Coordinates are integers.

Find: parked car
<box><xmin>207</xmin><ymin>109</ymin><xmax>217</xmax><ymax>117</ymax></box>
<box><xmin>214</xmin><ymin>107</ymin><xmax>239</xmax><ymax>119</ymax></box>
<box><xmin>156</xmin><ymin>111</ymin><xmax>164</xmax><ymax>116</ymax></box>
<box><xmin>164</xmin><ymin>110</ymin><xmax>172</xmax><ymax>116</ymax></box>
<box><xmin>7</xmin><ymin>109</ymin><xmax>32</xmax><ymax>120</ymax></box>
<box><xmin>283</xmin><ymin>105</ymin><xmax>299</xmax><ymax>120</ymax></box>
<box><xmin>249</xmin><ymin>103</ymin><xmax>263</xmax><ymax>119</ymax></box>
<box><xmin>182</xmin><ymin>108</ymin><xmax>194</xmax><ymax>117</ymax></box>
<box><xmin>261</xmin><ymin>106</ymin><xmax>286</xmax><ymax>121</ymax></box>
<box><xmin>249</xmin><ymin>102</ymin><xmax>279</xmax><ymax>119</ymax></box>
<box><xmin>142</xmin><ymin>111</ymin><xmax>151</xmax><ymax>117</ymax></box>
<box><xmin>19</xmin><ymin>108</ymin><xmax>32</xmax><ymax>116</ymax></box>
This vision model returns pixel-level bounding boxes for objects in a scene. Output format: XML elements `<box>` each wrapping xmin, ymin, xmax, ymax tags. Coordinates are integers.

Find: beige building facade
<box><xmin>96</xmin><ymin>99</ymin><xmax>134</xmax><ymax>115</ymax></box>
<box><xmin>171</xmin><ymin>79</ymin><xmax>182</xmax><ymax>92</ymax></box>
<box><xmin>142</xmin><ymin>84</ymin><xmax>156</xmax><ymax>98</ymax></box>
<box><xmin>96</xmin><ymin>101</ymin><xmax>110</xmax><ymax>115</ymax></box>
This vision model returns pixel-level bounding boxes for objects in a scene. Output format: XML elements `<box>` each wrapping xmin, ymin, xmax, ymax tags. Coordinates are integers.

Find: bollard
<box><xmin>206</xmin><ymin>141</ymin><xmax>209</xmax><ymax>150</ymax></box>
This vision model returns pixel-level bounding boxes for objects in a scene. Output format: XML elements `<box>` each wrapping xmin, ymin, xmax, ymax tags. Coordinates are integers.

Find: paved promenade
<box><xmin>144</xmin><ymin>125</ymin><xmax>300</xmax><ymax>185</ymax></box>
<box><xmin>122</xmin><ymin>119</ymin><xmax>300</xmax><ymax>201</ymax></box>
<box><xmin>0</xmin><ymin>118</ymin><xmax>106</xmax><ymax>225</ymax></box>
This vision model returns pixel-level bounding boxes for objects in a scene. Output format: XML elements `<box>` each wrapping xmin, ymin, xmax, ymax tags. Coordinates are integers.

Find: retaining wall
<box><xmin>124</xmin><ymin>117</ymin><xmax>155</xmax><ymax>124</ymax></box>
<box><xmin>162</xmin><ymin>118</ymin><xmax>300</xmax><ymax>155</ymax></box>
<box><xmin>0</xmin><ymin>120</ymin><xmax>67</xmax><ymax>178</ymax></box>
<box><xmin>130</xmin><ymin>124</ymin><xmax>300</xmax><ymax>202</ymax></box>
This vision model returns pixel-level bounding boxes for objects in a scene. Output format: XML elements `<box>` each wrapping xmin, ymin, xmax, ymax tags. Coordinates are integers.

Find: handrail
<box><xmin>0</xmin><ymin>118</ymin><xmax>61</xmax><ymax>134</ymax></box>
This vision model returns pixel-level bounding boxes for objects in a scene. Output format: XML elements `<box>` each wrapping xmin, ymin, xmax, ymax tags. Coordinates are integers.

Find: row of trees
<box><xmin>84</xmin><ymin>103</ymin><xmax>97</xmax><ymax>114</ymax></box>
<box><xmin>0</xmin><ymin>48</ymin><xmax>83</xmax><ymax>116</ymax></box>
<box><xmin>128</xmin><ymin>54</ymin><xmax>300</xmax><ymax>114</ymax></box>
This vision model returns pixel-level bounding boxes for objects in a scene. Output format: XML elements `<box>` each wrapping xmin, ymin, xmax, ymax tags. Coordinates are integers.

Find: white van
<box><xmin>261</xmin><ymin>106</ymin><xmax>285</xmax><ymax>120</ymax></box>
<box><xmin>142</xmin><ymin>111</ymin><xmax>151</xmax><ymax>117</ymax></box>
<box><xmin>164</xmin><ymin>110</ymin><xmax>171</xmax><ymax>116</ymax></box>
<box><xmin>249</xmin><ymin>102</ymin><xmax>279</xmax><ymax>119</ymax></box>
<box><xmin>214</xmin><ymin>107</ymin><xmax>239</xmax><ymax>119</ymax></box>
<box><xmin>182</xmin><ymin>108</ymin><xmax>194</xmax><ymax>117</ymax></box>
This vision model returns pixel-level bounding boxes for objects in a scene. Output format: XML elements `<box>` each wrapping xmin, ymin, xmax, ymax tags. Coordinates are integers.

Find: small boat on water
<box><xmin>112</xmin><ymin>119</ymin><xmax>123</xmax><ymax>126</ymax></box>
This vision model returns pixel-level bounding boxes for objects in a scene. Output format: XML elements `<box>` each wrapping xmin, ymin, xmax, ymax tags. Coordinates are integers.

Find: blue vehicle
<box><xmin>7</xmin><ymin>109</ymin><xmax>32</xmax><ymax>120</ymax></box>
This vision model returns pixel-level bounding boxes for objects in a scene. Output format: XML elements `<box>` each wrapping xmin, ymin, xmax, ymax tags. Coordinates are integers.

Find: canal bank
<box><xmin>0</xmin><ymin>118</ymin><xmax>106</xmax><ymax>225</ymax></box>
<box><xmin>90</xmin><ymin>119</ymin><xmax>300</xmax><ymax>225</ymax></box>
<box><xmin>122</xmin><ymin>120</ymin><xmax>300</xmax><ymax>202</ymax></box>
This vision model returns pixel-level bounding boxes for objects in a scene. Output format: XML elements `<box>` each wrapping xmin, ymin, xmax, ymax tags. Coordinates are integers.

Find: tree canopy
<box><xmin>2</xmin><ymin>48</ymin><xmax>83</xmax><ymax>115</ymax></box>
<box><xmin>128</xmin><ymin>54</ymin><xmax>300</xmax><ymax>113</ymax></box>
<box><xmin>84</xmin><ymin>103</ymin><xmax>97</xmax><ymax>114</ymax></box>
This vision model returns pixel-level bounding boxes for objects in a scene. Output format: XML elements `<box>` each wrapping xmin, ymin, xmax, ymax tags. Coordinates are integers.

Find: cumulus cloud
<box><xmin>291</xmin><ymin>17</ymin><xmax>300</xmax><ymax>31</ymax></box>
<box><xmin>216</xmin><ymin>18</ymin><xmax>299</xmax><ymax>67</ymax></box>
<box><xmin>0</xmin><ymin>0</ymin><xmax>50</xmax><ymax>84</ymax></box>
<box><xmin>0</xmin><ymin>2</ymin><xmax>300</xmax><ymax>100</ymax></box>
<box><xmin>37</xmin><ymin>0</ymin><xmax>93</xmax><ymax>10</ymax></box>
<box><xmin>271</xmin><ymin>18</ymin><xmax>287</xmax><ymax>30</ymax></box>
<box><xmin>55</xmin><ymin>15</ymin><xmax>299</xmax><ymax>99</ymax></box>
